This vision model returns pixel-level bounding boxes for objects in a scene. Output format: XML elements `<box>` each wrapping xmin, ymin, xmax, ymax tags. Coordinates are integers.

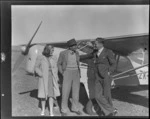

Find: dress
<box><xmin>35</xmin><ymin>55</ymin><xmax>60</xmax><ymax>99</ymax></box>
<box><xmin>47</xmin><ymin>65</ymin><xmax>54</xmax><ymax>98</ymax></box>
<box><xmin>35</xmin><ymin>55</ymin><xmax>54</xmax><ymax>99</ymax></box>
<box><xmin>49</xmin><ymin>56</ymin><xmax>60</xmax><ymax>98</ymax></box>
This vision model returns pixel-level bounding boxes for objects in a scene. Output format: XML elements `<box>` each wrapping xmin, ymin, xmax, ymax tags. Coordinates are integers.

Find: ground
<box><xmin>11</xmin><ymin>47</ymin><xmax>149</xmax><ymax>117</ymax></box>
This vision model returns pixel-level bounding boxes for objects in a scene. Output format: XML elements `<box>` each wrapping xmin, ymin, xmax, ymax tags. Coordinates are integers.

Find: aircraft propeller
<box><xmin>12</xmin><ymin>21</ymin><xmax>42</xmax><ymax>73</ymax></box>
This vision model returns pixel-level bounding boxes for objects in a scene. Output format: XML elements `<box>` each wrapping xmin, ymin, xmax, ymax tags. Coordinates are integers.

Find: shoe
<box><xmin>49</xmin><ymin>113</ymin><xmax>54</xmax><ymax>116</ymax></box>
<box><xmin>41</xmin><ymin>111</ymin><xmax>45</xmax><ymax>116</ymax></box>
<box><xmin>113</xmin><ymin>109</ymin><xmax>117</xmax><ymax>116</ymax></box>
<box><xmin>72</xmin><ymin>110</ymin><xmax>82</xmax><ymax>115</ymax></box>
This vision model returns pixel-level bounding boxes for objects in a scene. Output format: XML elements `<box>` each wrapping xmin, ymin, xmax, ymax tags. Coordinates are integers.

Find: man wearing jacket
<box><xmin>57</xmin><ymin>38</ymin><xmax>81</xmax><ymax>116</ymax></box>
<box><xmin>80</xmin><ymin>37</ymin><xmax>117</xmax><ymax>116</ymax></box>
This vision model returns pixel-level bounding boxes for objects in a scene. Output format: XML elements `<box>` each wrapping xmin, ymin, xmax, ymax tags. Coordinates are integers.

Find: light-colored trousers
<box><xmin>61</xmin><ymin>69</ymin><xmax>80</xmax><ymax>113</ymax></box>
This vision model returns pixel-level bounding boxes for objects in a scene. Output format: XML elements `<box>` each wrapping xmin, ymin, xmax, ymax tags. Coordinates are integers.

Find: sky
<box><xmin>12</xmin><ymin>5</ymin><xmax>149</xmax><ymax>46</ymax></box>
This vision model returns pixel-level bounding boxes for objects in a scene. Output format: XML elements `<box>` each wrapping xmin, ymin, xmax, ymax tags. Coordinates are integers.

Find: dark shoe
<box><xmin>93</xmin><ymin>103</ymin><xmax>105</xmax><ymax>116</ymax></box>
<box><xmin>113</xmin><ymin>109</ymin><xmax>117</xmax><ymax>116</ymax></box>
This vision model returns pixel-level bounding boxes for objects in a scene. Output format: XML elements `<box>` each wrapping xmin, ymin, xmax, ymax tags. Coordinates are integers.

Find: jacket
<box><xmin>34</xmin><ymin>55</ymin><xmax>60</xmax><ymax>99</ymax></box>
<box><xmin>57</xmin><ymin>49</ymin><xmax>80</xmax><ymax>75</ymax></box>
<box><xmin>80</xmin><ymin>48</ymin><xmax>116</xmax><ymax>78</ymax></box>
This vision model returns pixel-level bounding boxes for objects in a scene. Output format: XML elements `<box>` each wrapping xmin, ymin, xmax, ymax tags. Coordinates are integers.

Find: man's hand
<box><xmin>61</xmin><ymin>71</ymin><xmax>64</xmax><ymax>76</ymax></box>
<box><xmin>86</xmin><ymin>41</ymin><xmax>93</xmax><ymax>47</ymax></box>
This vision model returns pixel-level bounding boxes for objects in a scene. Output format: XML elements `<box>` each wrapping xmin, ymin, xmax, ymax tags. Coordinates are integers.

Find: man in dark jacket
<box><xmin>80</xmin><ymin>37</ymin><xmax>117</xmax><ymax>116</ymax></box>
<box><xmin>57</xmin><ymin>38</ymin><xmax>82</xmax><ymax>116</ymax></box>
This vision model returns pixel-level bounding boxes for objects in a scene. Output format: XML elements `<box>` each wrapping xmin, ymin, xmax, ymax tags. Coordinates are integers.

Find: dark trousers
<box><xmin>95</xmin><ymin>72</ymin><xmax>115</xmax><ymax>115</ymax></box>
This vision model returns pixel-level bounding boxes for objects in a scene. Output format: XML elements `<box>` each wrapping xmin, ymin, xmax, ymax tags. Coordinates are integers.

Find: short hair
<box><xmin>95</xmin><ymin>37</ymin><xmax>105</xmax><ymax>44</ymax></box>
<box><xmin>49</xmin><ymin>45</ymin><xmax>54</xmax><ymax>50</ymax></box>
<box><xmin>42</xmin><ymin>44</ymin><xmax>51</xmax><ymax>57</ymax></box>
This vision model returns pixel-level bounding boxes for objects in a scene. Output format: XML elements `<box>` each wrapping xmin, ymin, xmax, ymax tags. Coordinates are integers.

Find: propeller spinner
<box><xmin>12</xmin><ymin>21</ymin><xmax>42</xmax><ymax>73</ymax></box>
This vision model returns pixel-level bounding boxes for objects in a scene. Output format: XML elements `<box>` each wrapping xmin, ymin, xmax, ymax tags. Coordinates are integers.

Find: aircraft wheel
<box><xmin>86</xmin><ymin>99</ymin><xmax>98</xmax><ymax>116</ymax></box>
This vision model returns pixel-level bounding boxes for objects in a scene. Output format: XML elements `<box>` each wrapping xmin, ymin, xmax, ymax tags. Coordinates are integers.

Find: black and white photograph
<box><xmin>11</xmin><ymin>5</ymin><xmax>149</xmax><ymax>117</ymax></box>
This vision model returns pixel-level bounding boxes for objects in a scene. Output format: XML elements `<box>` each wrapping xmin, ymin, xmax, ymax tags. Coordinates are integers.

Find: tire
<box><xmin>86</xmin><ymin>99</ymin><xmax>105</xmax><ymax>116</ymax></box>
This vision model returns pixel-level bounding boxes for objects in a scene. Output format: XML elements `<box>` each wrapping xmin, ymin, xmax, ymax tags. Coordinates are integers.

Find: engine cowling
<box><xmin>26</xmin><ymin>45</ymin><xmax>44</xmax><ymax>74</ymax></box>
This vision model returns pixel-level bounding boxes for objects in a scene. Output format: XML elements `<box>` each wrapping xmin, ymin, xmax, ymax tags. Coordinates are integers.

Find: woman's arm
<box><xmin>57</xmin><ymin>52</ymin><xmax>63</xmax><ymax>75</ymax></box>
<box><xmin>51</xmin><ymin>55</ymin><xmax>59</xmax><ymax>82</ymax></box>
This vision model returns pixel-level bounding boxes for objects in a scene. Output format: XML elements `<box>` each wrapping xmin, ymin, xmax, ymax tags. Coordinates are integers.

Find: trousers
<box><xmin>61</xmin><ymin>69</ymin><xmax>80</xmax><ymax>113</ymax></box>
<box><xmin>95</xmin><ymin>72</ymin><xmax>115</xmax><ymax>115</ymax></box>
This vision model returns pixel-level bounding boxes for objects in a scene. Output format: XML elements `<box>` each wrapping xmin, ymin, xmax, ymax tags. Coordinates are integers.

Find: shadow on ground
<box><xmin>19</xmin><ymin>89</ymin><xmax>51</xmax><ymax>110</ymax></box>
<box><xmin>111</xmin><ymin>85</ymin><xmax>149</xmax><ymax>108</ymax></box>
<box><xmin>18</xmin><ymin>83</ymin><xmax>89</xmax><ymax>113</ymax></box>
<box><xmin>19</xmin><ymin>84</ymin><xmax>148</xmax><ymax>115</ymax></box>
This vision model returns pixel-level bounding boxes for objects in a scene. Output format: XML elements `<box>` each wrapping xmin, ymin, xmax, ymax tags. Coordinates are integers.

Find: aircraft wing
<box><xmin>103</xmin><ymin>33</ymin><xmax>148</xmax><ymax>56</ymax></box>
<box><xmin>77</xmin><ymin>33</ymin><xmax>149</xmax><ymax>56</ymax></box>
<box><xmin>27</xmin><ymin>33</ymin><xmax>148</xmax><ymax>56</ymax></box>
<box><xmin>30</xmin><ymin>39</ymin><xmax>94</xmax><ymax>53</ymax></box>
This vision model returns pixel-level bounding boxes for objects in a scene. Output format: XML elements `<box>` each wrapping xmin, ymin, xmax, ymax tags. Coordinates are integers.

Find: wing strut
<box><xmin>112</xmin><ymin>63</ymin><xmax>149</xmax><ymax>78</ymax></box>
<box><xmin>115</xmin><ymin>55</ymin><xmax>120</xmax><ymax>71</ymax></box>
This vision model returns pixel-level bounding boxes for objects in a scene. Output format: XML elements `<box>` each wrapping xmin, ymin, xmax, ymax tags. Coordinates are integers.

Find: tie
<box><xmin>97</xmin><ymin>51</ymin><xmax>100</xmax><ymax>57</ymax></box>
<box><xmin>96</xmin><ymin>53</ymin><xmax>98</xmax><ymax>58</ymax></box>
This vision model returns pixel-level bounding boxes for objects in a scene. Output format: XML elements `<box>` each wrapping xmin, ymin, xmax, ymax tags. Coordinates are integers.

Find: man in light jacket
<box><xmin>57</xmin><ymin>38</ymin><xmax>82</xmax><ymax>116</ymax></box>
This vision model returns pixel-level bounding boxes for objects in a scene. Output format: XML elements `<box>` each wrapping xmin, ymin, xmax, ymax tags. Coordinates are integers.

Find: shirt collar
<box><xmin>68</xmin><ymin>49</ymin><xmax>75</xmax><ymax>54</ymax></box>
<box><xmin>98</xmin><ymin>47</ymin><xmax>104</xmax><ymax>52</ymax></box>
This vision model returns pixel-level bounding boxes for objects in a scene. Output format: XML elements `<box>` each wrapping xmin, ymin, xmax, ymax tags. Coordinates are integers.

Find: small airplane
<box><xmin>12</xmin><ymin>21</ymin><xmax>149</xmax><ymax>115</ymax></box>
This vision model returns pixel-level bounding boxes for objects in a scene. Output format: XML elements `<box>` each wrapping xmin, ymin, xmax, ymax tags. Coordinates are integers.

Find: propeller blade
<box><xmin>12</xmin><ymin>21</ymin><xmax>43</xmax><ymax>73</ymax></box>
<box><xmin>12</xmin><ymin>54</ymin><xmax>25</xmax><ymax>73</ymax></box>
<box><xmin>24</xmin><ymin>21</ymin><xmax>43</xmax><ymax>55</ymax></box>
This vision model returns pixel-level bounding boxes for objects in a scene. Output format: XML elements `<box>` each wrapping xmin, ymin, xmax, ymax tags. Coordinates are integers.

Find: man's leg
<box><xmin>61</xmin><ymin>70</ymin><xmax>72</xmax><ymax>113</ymax></box>
<box><xmin>95</xmin><ymin>73</ymin><xmax>114</xmax><ymax>116</ymax></box>
<box><xmin>71</xmin><ymin>70</ymin><xmax>81</xmax><ymax>112</ymax></box>
<box><xmin>103</xmin><ymin>75</ymin><xmax>113</xmax><ymax>106</ymax></box>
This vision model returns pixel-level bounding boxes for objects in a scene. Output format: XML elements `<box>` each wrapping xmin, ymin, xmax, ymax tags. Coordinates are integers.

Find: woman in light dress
<box><xmin>34</xmin><ymin>45</ymin><xmax>60</xmax><ymax>116</ymax></box>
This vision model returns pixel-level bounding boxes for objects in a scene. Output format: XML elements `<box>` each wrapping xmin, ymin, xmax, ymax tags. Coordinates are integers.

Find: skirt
<box><xmin>47</xmin><ymin>71</ymin><xmax>54</xmax><ymax>98</ymax></box>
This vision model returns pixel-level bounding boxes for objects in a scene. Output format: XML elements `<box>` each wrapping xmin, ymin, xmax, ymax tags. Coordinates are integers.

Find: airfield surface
<box><xmin>12</xmin><ymin>46</ymin><xmax>149</xmax><ymax>116</ymax></box>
